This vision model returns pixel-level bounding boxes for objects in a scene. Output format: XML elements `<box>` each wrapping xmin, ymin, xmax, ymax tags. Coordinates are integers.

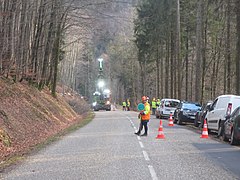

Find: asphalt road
<box><xmin>1</xmin><ymin>110</ymin><xmax>240</xmax><ymax>180</ymax></box>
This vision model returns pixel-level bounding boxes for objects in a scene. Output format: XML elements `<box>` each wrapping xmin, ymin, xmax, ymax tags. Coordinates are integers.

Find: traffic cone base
<box><xmin>156</xmin><ymin>120</ymin><xmax>165</xmax><ymax>139</ymax></box>
<box><xmin>156</xmin><ymin>130</ymin><xmax>165</xmax><ymax>139</ymax></box>
<box><xmin>201</xmin><ymin>119</ymin><xmax>209</xmax><ymax>138</ymax></box>
<box><xmin>168</xmin><ymin>113</ymin><xmax>174</xmax><ymax>127</ymax></box>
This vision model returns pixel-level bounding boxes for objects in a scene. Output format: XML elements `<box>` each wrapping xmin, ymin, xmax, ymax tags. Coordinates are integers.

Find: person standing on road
<box><xmin>156</xmin><ymin>98</ymin><xmax>161</xmax><ymax>107</ymax></box>
<box><xmin>122</xmin><ymin>101</ymin><xmax>127</xmax><ymax>111</ymax></box>
<box><xmin>151</xmin><ymin>98</ymin><xmax>157</xmax><ymax>115</ymax></box>
<box><xmin>127</xmin><ymin>99</ymin><xmax>131</xmax><ymax>111</ymax></box>
<box><xmin>135</xmin><ymin>96</ymin><xmax>151</xmax><ymax>136</ymax></box>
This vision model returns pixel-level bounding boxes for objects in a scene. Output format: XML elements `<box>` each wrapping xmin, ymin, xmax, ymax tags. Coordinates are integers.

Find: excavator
<box><xmin>92</xmin><ymin>89</ymin><xmax>111</xmax><ymax>111</ymax></box>
<box><xmin>92</xmin><ymin>58</ymin><xmax>111</xmax><ymax>111</ymax></box>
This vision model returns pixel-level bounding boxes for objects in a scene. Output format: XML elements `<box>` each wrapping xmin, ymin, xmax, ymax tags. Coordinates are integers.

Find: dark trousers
<box><xmin>152</xmin><ymin>108</ymin><xmax>156</xmax><ymax>115</ymax></box>
<box><xmin>138</xmin><ymin>120</ymin><xmax>149</xmax><ymax>134</ymax></box>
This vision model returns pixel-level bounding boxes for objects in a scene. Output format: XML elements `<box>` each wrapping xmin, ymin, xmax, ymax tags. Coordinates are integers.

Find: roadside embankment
<box><xmin>0</xmin><ymin>78</ymin><xmax>92</xmax><ymax>169</ymax></box>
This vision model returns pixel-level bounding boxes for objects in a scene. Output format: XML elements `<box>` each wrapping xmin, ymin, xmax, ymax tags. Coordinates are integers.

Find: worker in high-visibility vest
<box><xmin>156</xmin><ymin>99</ymin><xmax>161</xmax><ymax>107</ymax></box>
<box><xmin>151</xmin><ymin>98</ymin><xmax>157</xmax><ymax>115</ymax></box>
<box><xmin>122</xmin><ymin>101</ymin><xmax>127</xmax><ymax>111</ymax></box>
<box><xmin>127</xmin><ymin>99</ymin><xmax>131</xmax><ymax>111</ymax></box>
<box><xmin>135</xmin><ymin>96</ymin><xmax>150</xmax><ymax>136</ymax></box>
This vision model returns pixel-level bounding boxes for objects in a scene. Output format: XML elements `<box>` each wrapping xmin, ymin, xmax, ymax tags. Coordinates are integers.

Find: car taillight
<box><xmin>226</xmin><ymin>103</ymin><xmax>232</xmax><ymax>115</ymax></box>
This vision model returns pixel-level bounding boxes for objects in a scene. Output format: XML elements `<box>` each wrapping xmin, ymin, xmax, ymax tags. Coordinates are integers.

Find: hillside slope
<box><xmin>0</xmin><ymin>78</ymin><xmax>91</xmax><ymax>166</ymax></box>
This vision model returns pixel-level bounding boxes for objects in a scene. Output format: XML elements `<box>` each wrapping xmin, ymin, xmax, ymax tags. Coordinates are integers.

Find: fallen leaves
<box><xmin>0</xmin><ymin>78</ymin><xmax>90</xmax><ymax>164</ymax></box>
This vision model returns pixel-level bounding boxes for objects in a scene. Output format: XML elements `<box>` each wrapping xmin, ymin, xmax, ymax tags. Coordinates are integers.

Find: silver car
<box><xmin>156</xmin><ymin>98</ymin><xmax>180</xmax><ymax>119</ymax></box>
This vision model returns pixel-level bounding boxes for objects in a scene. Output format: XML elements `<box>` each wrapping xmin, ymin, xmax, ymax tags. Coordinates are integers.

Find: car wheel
<box><xmin>177</xmin><ymin>117</ymin><xmax>182</xmax><ymax>125</ymax></box>
<box><xmin>222</xmin><ymin>127</ymin><xmax>229</xmax><ymax>142</ymax></box>
<box><xmin>199</xmin><ymin>119</ymin><xmax>204</xmax><ymax>128</ymax></box>
<box><xmin>217</xmin><ymin>120</ymin><xmax>225</xmax><ymax>137</ymax></box>
<box><xmin>230</xmin><ymin>128</ymin><xmax>239</xmax><ymax>145</ymax></box>
<box><xmin>217</xmin><ymin>125</ymin><xmax>223</xmax><ymax>137</ymax></box>
<box><xmin>173</xmin><ymin>113</ymin><xmax>177</xmax><ymax>123</ymax></box>
<box><xmin>194</xmin><ymin>118</ymin><xmax>199</xmax><ymax>127</ymax></box>
<box><xmin>205</xmin><ymin>119</ymin><xmax>211</xmax><ymax>133</ymax></box>
<box><xmin>173</xmin><ymin>117</ymin><xmax>177</xmax><ymax>124</ymax></box>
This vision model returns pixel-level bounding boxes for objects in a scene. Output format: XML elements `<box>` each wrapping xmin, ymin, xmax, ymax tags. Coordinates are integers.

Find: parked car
<box><xmin>155</xmin><ymin>98</ymin><xmax>180</xmax><ymax>119</ymax></box>
<box><xmin>205</xmin><ymin>95</ymin><xmax>240</xmax><ymax>134</ymax></box>
<box><xmin>194</xmin><ymin>101</ymin><xmax>213</xmax><ymax>128</ymax></box>
<box><xmin>174</xmin><ymin>101</ymin><xmax>202</xmax><ymax>125</ymax></box>
<box><xmin>222</xmin><ymin>106</ymin><xmax>240</xmax><ymax>145</ymax></box>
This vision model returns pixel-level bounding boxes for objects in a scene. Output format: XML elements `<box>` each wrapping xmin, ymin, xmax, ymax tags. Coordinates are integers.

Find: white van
<box><xmin>206</xmin><ymin>95</ymin><xmax>240</xmax><ymax>133</ymax></box>
<box><xmin>156</xmin><ymin>98</ymin><xmax>180</xmax><ymax>118</ymax></box>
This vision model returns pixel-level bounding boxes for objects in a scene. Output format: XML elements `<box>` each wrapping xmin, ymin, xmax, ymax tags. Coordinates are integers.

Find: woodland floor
<box><xmin>0</xmin><ymin>77</ymin><xmax>92</xmax><ymax>171</ymax></box>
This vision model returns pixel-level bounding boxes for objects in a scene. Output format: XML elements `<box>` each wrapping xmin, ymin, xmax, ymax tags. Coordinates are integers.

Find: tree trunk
<box><xmin>39</xmin><ymin>1</ymin><xmax>55</xmax><ymax>90</ymax></box>
<box><xmin>156</xmin><ymin>41</ymin><xmax>160</xmax><ymax>98</ymax></box>
<box><xmin>165</xmin><ymin>37</ymin><xmax>170</xmax><ymax>98</ymax></box>
<box><xmin>195</xmin><ymin>0</ymin><xmax>203</xmax><ymax>102</ymax></box>
<box><xmin>176</xmin><ymin>0</ymin><xmax>181</xmax><ymax>100</ymax></box>
<box><xmin>185</xmin><ymin>26</ymin><xmax>189</xmax><ymax>100</ymax></box>
<box><xmin>236</xmin><ymin>0</ymin><xmax>240</xmax><ymax>94</ymax></box>
<box><xmin>226</xmin><ymin>0</ymin><xmax>231</xmax><ymax>94</ymax></box>
<box><xmin>170</xmin><ymin>30</ymin><xmax>174</xmax><ymax>98</ymax></box>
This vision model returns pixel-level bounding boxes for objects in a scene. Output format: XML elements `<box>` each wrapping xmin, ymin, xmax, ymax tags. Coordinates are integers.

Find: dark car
<box><xmin>194</xmin><ymin>101</ymin><xmax>213</xmax><ymax>128</ymax></box>
<box><xmin>174</xmin><ymin>101</ymin><xmax>202</xmax><ymax>125</ymax></box>
<box><xmin>222</xmin><ymin>106</ymin><xmax>240</xmax><ymax>145</ymax></box>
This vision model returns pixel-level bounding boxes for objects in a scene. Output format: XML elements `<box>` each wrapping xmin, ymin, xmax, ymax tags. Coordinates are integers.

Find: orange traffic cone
<box><xmin>156</xmin><ymin>120</ymin><xmax>165</xmax><ymax>139</ymax></box>
<box><xmin>168</xmin><ymin>113</ymin><xmax>174</xmax><ymax>126</ymax></box>
<box><xmin>201</xmin><ymin>119</ymin><xmax>208</xmax><ymax>138</ymax></box>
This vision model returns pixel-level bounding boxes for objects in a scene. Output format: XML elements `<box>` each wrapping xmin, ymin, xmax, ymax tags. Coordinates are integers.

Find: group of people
<box><xmin>149</xmin><ymin>98</ymin><xmax>160</xmax><ymax>115</ymax></box>
<box><xmin>122</xmin><ymin>97</ymin><xmax>160</xmax><ymax>113</ymax></box>
<box><xmin>122</xmin><ymin>99</ymin><xmax>131</xmax><ymax>111</ymax></box>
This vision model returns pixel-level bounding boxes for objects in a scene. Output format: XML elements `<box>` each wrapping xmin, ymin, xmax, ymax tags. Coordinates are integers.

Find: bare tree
<box><xmin>236</xmin><ymin>0</ymin><xmax>240</xmax><ymax>94</ymax></box>
<box><xmin>195</xmin><ymin>0</ymin><xmax>203</xmax><ymax>102</ymax></box>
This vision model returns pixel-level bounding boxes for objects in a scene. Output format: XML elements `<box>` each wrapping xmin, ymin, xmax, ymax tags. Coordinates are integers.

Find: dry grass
<box><xmin>0</xmin><ymin>77</ymin><xmax>92</xmax><ymax>170</ymax></box>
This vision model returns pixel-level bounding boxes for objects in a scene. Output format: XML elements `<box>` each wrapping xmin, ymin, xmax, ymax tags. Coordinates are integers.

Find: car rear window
<box><xmin>165</xmin><ymin>100</ymin><xmax>179</xmax><ymax>108</ymax></box>
<box><xmin>182</xmin><ymin>103</ymin><xmax>201</xmax><ymax>110</ymax></box>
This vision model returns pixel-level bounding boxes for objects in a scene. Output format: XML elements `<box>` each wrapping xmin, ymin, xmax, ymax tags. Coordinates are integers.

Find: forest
<box><xmin>1</xmin><ymin>0</ymin><xmax>240</xmax><ymax>106</ymax></box>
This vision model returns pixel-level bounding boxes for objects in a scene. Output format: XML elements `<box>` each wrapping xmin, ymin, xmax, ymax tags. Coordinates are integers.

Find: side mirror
<box><xmin>206</xmin><ymin>104</ymin><xmax>211</xmax><ymax>110</ymax></box>
<box><xmin>209</xmin><ymin>106</ymin><xmax>214</xmax><ymax>111</ymax></box>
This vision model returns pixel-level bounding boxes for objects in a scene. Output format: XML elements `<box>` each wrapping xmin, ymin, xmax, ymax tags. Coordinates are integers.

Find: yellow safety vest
<box><xmin>152</xmin><ymin>101</ymin><xmax>157</xmax><ymax>108</ymax></box>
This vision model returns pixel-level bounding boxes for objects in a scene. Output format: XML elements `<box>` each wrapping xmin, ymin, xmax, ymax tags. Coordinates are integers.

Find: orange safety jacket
<box><xmin>141</xmin><ymin>102</ymin><xmax>150</xmax><ymax>120</ymax></box>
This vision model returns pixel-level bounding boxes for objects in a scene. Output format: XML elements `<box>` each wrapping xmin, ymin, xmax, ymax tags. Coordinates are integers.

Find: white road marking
<box><xmin>142</xmin><ymin>151</ymin><xmax>150</xmax><ymax>161</ymax></box>
<box><xmin>148</xmin><ymin>165</ymin><xmax>158</xmax><ymax>180</ymax></box>
<box><xmin>127</xmin><ymin>115</ymin><xmax>158</xmax><ymax>180</ymax></box>
<box><xmin>139</xmin><ymin>141</ymin><xmax>144</xmax><ymax>148</ymax></box>
<box><xmin>126</xmin><ymin>117</ymin><xmax>132</xmax><ymax>121</ymax></box>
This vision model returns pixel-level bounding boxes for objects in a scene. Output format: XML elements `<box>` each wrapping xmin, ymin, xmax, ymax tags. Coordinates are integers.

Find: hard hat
<box><xmin>142</xmin><ymin>96</ymin><xmax>147</xmax><ymax>101</ymax></box>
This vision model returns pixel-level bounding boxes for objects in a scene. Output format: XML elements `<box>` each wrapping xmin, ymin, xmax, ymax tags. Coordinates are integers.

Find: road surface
<box><xmin>1</xmin><ymin>110</ymin><xmax>240</xmax><ymax>180</ymax></box>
